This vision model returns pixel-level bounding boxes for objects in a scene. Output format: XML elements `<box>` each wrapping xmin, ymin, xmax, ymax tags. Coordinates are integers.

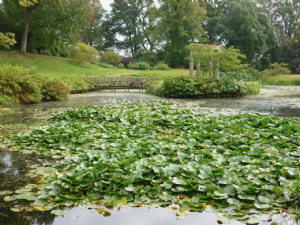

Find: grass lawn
<box><xmin>0</xmin><ymin>50</ymin><xmax>191</xmax><ymax>79</ymax></box>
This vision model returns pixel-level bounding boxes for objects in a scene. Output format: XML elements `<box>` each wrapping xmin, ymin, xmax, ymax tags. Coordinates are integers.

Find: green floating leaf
<box><xmin>4</xmin><ymin>195</ymin><xmax>16</xmax><ymax>202</ymax></box>
<box><xmin>11</xmin><ymin>208</ymin><xmax>23</xmax><ymax>212</ymax></box>
<box><xmin>0</xmin><ymin>190</ymin><xmax>13</xmax><ymax>196</ymax></box>
<box><xmin>216</xmin><ymin>214</ymin><xmax>236</xmax><ymax>224</ymax></box>
<box><xmin>172</xmin><ymin>177</ymin><xmax>187</xmax><ymax>185</ymax></box>
<box><xmin>51</xmin><ymin>209</ymin><xmax>69</xmax><ymax>216</ymax></box>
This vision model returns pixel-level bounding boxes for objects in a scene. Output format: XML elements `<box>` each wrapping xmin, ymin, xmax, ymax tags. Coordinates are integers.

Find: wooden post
<box><xmin>209</xmin><ymin>60</ymin><xmax>213</xmax><ymax>78</ymax></box>
<box><xmin>189</xmin><ymin>51</ymin><xmax>194</xmax><ymax>78</ymax></box>
<box><xmin>196</xmin><ymin>62</ymin><xmax>200</xmax><ymax>78</ymax></box>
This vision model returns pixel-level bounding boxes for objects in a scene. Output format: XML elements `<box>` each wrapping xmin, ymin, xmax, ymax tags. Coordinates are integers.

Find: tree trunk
<box><xmin>214</xmin><ymin>62</ymin><xmax>219</xmax><ymax>78</ymax></box>
<box><xmin>20</xmin><ymin>7</ymin><xmax>30</xmax><ymax>54</ymax></box>
<box><xmin>209</xmin><ymin>60</ymin><xmax>213</xmax><ymax>78</ymax></box>
<box><xmin>189</xmin><ymin>51</ymin><xmax>194</xmax><ymax>78</ymax></box>
<box><xmin>196</xmin><ymin>62</ymin><xmax>200</xmax><ymax>78</ymax></box>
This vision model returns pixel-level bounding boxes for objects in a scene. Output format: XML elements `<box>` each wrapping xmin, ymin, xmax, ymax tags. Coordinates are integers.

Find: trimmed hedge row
<box><xmin>156</xmin><ymin>77</ymin><xmax>246</xmax><ymax>98</ymax></box>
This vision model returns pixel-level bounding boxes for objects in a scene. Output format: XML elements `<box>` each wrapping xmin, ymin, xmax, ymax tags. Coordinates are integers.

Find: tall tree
<box><xmin>18</xmin><ymin>0</ymin><xmax>93</xmax><ymax>53</ymax></box>
<box><xmin>207</xmin><ymin>1</ymin><xmax>270</xmax><ymax>64</ymax></box>
<box><xmin>278</xmin><ymin>28</ymin><xmax>300</xmax><ymax>73</ymax></box>
<box><xmin>105</xmin><ymin>0</ymin><xmax>156</xmax><ymax>56</ymax></box>
<box><xmin>156</xmin><ymin>0</ymin><xmax>207</xmax><ymax>68</ymax></box>
<box><xmin>80</xmin><ymin>0</ymin><xmax>105</xmax><ymax>50</ymax></box>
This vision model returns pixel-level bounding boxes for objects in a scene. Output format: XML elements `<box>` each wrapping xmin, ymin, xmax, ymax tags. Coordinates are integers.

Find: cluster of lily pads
<box><xmin>1</xmin><ymin>100</ymin><xmax>300</xmax><ymax>224</ymax></box>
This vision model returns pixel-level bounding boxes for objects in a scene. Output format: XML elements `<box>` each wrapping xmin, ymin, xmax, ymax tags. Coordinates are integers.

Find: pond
<box><xmin>0</xmin><ymin>86</ymin><xmax>300</xmax><ymax>225</ymax></box>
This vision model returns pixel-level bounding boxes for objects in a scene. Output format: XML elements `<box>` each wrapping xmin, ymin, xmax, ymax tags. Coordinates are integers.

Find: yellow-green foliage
<box><xmin>244</xmin><ymin>82</ymin><xmax>260</xmax><ymax>95</ymax></box>
<box><xmin>0</xmin><ymin>64</ymin><xmax>42</xmax><ymax>103</ymax></box>
<box><xmin>145</xmin><ymin>80</ymin><xmax>164</xmax><ymax>95</ymax></box>
<box><xmin>263</xmin><ymin>63</ymin><xmax>291</xmax><ymax>77</ymax></box>
<box><xmin>100</xmin><ymin>50</ymin><xmax>121</xmax><ymax>66</ymax></box>
<box><xmin>62</xmin><ymin>75</ymin><xmax>96</xmax><ymax>93</ymax></box>
<box><xmin>68</xmin><ymin>43</ymin><xmax>99</xmax><ymax>65</ymax></box>
<box><xmin>0</xmin><ymin>32</ymin><xmax>17</xmax><ymax>49</ymax></box>
<box><xmin>0</xmin><ymin>64</ymin><xmax>69</xmax><ymax>104</ymax></box>
<box><xmin>261</xmin><ymin>75</ymin><xmax>300</xmax><ymax>85</ymax></box>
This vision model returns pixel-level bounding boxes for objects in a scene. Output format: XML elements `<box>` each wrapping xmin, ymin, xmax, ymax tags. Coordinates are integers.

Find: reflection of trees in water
<box><xmin>0</xmin><ymin>200</ymin><xmax>55</xmax><ymax>225</ymax></box>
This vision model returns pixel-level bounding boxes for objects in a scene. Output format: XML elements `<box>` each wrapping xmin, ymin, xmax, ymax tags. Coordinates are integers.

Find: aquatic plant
<box><xmin>1</xmin><ymin>100</ymin><xmax>300</xmax><ymax>224</ymax></box>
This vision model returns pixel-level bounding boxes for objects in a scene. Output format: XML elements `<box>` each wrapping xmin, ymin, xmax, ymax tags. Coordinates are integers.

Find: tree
<box><xmin>100</xmin><ymin>50</ymin><xmax>121</xmax><ymax>66</ymax></box>
<box><xmin>187</xmin><ymin>43</ymin><xmax>247</xmax><ymax>78</ymax></box>
<box><xmin>80</xmin><ymin>0</ymin><xmax>105</xmax><ymax>50</ymax></box>
<box><xmin>278</xmin><ymin>28</ymin><xmax>300</xmax><ymax>73</ymax></box>
<box><xmin>18</xmin><ymin>0</ymin><xmax>93</xmax><ymax>53</ymax></box>
<box><xmin>156</xmin><ymin>0</ymin><xmax>207</xmax><ymax>68</ymax></box>
<box><xmin>68</xmin><ymin>42</ymin><xmax>100</xmax><ymax>65</ymax></box>
<box><xmin>207</xmin><ymin>1</ymin><xmax>269</xmax><ymax>64</ymax></box>
<box><xmin>105</xmin><ymin>0</ymin><xmax>157</xmax><ymax>56</ymax></box>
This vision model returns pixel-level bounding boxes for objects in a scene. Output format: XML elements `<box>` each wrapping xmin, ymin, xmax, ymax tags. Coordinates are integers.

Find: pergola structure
<box><xmin>189</xmin><ymin>41</ymin><xmax>221</xmax><ymax>78</ymax></box>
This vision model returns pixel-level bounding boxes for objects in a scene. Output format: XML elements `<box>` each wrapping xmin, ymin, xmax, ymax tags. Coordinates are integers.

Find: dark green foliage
<box><xmin>157</xmin><ymin>77</ymin><xmax>245</xmax><ymax>98</ymax></box>
<box><xmin>207</xmin><ymin>1</ymin><xmax>273</xmax><ymax>64</ymax></box>
<box><xmin>259</xmin><ymin>57</ymin><xmax>271</xmax><ymax>71</ymax></box>
<box><xmin>120</xmin><ymin>58</ymin><xmax>139</xmax><ymax>68</ymax></box>
<box><xmin>221</xmin><ymin>71</ymin><xmax>263</xmax><ymax>82</ymax></box>
<box><xmin>136</xmin><ymin>62</ymin><xmax>150</xmax><ymax>70</ymax></box>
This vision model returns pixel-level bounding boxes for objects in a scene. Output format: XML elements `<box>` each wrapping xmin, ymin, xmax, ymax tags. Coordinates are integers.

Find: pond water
<box><xmin>0</xmin><ymin>86</ymin><xmax>300</xmax><ymax>225</ymax></box>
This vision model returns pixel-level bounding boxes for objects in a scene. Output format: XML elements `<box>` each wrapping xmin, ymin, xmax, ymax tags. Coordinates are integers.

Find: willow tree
<box><xmin>19</xmin><ymin>0</ymin><xmax>93</xmax><ymax>53</ymax></box>
<box><xmin>156</xmin><ymin>0</ymin><xmax>207</xmax><ymax>68</ymax></box>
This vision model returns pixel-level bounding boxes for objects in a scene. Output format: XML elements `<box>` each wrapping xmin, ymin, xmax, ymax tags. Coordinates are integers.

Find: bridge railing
<box><xmin>90</xmin><ymin>76</ymin><xmax>160</xmax><ymax>92</ymax></box>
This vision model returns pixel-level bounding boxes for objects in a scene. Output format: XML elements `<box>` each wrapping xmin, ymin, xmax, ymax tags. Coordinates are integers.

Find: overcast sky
<box><xmin>101</xmin><ymin>0</ymin><xmax>113</xmax><ymax>11</ymax></box>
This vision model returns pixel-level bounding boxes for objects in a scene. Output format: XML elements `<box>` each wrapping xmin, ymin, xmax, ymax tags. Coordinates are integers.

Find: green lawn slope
<box><xmin>0</xmin><ymin>50</ymin><xmax>190</xmax><ymax>79</ymax></box>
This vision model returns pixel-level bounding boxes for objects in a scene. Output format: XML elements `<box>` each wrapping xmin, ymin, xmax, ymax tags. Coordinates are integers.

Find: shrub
<box><xmin>37</xmin><ymin>77</ymin><xmax>69</xmax><ymax>101</ymax></box>
<box><xmin>100</xmin><ymin>50</ymin><xmax>121</xmax><ymax>66</ymax></box>
<box><xmin>136</xmin><ymin>62</ymin><xmax>150</xmax><ymax>70</ymax></box>
<box><xmin>68</xmin><ymin>43</ymin><xmax>99</xmax><ymax>64</ymax></box>
<box><xmin>40</xmin><ymin>49</ymin><xmax>52</xmax><ymax>56</ymax></box>
<box><xmin>62</xmin><ymin>76</ymin><xmax>95</xmax><ymax>93</ymax></box>
<box><xmin>260</xmin><ymin>75</ymin><xmax>300</xmax><ymax>85</ymax></box>
<box><xmin>244</xmin><ymin>82</ymin><xmax>260</xmax><ymax>95</ymax></box>
<box><xmin>0</xmin><ymin>64</ymin><xmax>69</xmax><ymax>104</ymax></box>
<box><xmin>118</xmin><ymin>63</ymin><xmax>125</xmax><ymax>69</ymax></box>
<box><xmin>157</xmin><ymin>77</ymin><xmax>246</xmax><ymax>98</ymax></box>
<box><xmin>145</xmin><ymin>80</ymin><xmax>164</xmax><ymax>95</ymax></box>
<box><xmin>155</xmin><ymin>63</ymin><xmax>170</xmax><ymax>70</ymax></box>
<box><xmin>127</xmin><ymin>62</ymin><xmax>134</xmax><ymax>69</ymax></box>
<box><xmin>120</xmin><ymin>58</ymin><xmax>139</xmax><ymax>68</ymax></box>
<box><xmin>100</xmin><ymin>63</ymin><xmax>114</xmax><ymax>68</ymax></box>
<box><xmin>0</xmin><ymin>64</ymin><xmax>42</xmax><ymax>103</ymax></box>
<box><xmin>263</xmin><ymin>63</ymin><xmax>291</xmax><ymax>77</ymax></box>
<box><xmin>133</xmin><ymin>65</ymin><xmax>139</xmax><ymax>70</ymax></box>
